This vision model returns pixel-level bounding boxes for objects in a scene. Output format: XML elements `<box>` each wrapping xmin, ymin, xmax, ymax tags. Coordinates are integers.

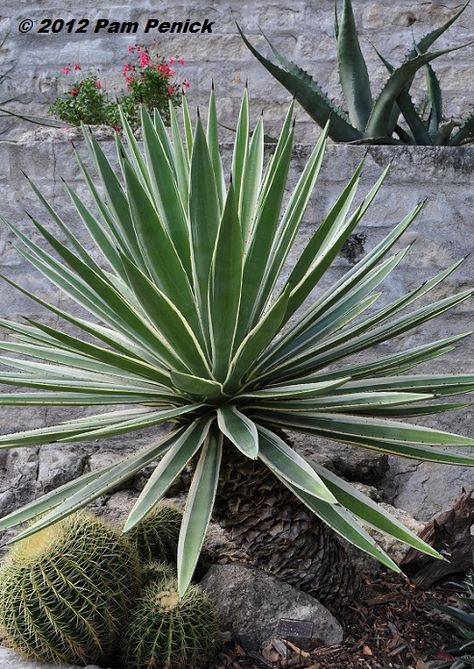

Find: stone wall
<box><xmin>1</xmin><ymin>0</ymin><xmax>474</xmax><ymax>140</ymax></box>
<box><xmin>0</xmin><ymin>130</ymin><xmax>473</xmax><ymax>533</ymax></box>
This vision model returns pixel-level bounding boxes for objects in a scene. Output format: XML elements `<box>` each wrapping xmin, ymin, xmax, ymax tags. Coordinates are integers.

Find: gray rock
<box><xmin>0</xmin><ymin>646</ymin><xmax>106</xmax><ymax>668</ymax></box>
<box><xmin>200</xmin><ymin>564</ymin><xmax>343</xmax><ymax>651</ymax></box>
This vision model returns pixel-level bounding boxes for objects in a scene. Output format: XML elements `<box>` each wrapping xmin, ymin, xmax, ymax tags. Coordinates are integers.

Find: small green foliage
<box><xmin>239</xmin><ymin>0</ymin><xmax>474</xmax><ymax>145</ymax></box>
<box><xmin>48</xmin><ymin>72</ymin><xmax>114</xmax><ymax>127</ymax></box>
<box><xmin>124</xmin><ymin>577</ymin><xmax>219</xmax><ymax>669</ymax></box>
<box><xmin>432</xmin><ymin>574</ymin><xmax>474</xmax><ymax>668</ymax></box>
<box><xmin>48</xmin><ymin>46</ymin><xmax>190</xmax><ymax>130</ymax></box>
<box><xmin>126</xmin><ymin>502</ymin><xmax>183</xmax><ymax>563</ymax></box>
<box><xmin>0</xmin><ymin>512</ymin><xmax>141</xmax><ymax>666</ymax></box>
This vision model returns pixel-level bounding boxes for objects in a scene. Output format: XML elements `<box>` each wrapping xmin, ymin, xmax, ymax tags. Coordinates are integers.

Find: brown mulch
<box><xmin>210</xmin><ymin>570</ymin><xmax>464</xmax><ymax>669</ymax></box>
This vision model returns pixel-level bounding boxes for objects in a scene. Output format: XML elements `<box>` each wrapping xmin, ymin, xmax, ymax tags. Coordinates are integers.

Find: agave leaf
<box><xmin>336</xmin><ymin>0</ymin><xmax>373</xmax><ymax>131</ymax></box>
<box><xmin>237</xmin><ymin>25</ymin><xmax>362</xmax><ymax>142</ymax></box>
<box><xmin>217</xmin><ymin>406</ymin><xmax>259</xmax><ymax>459</ymax></box>
<box><xmin>450</xmin><ymin>109</ymin><xmax>474</xmax><ymax>146</ymax></box>
<box><xmin>425</xmin><ymin>63</ymin><xmax>443</xmax><ymax>141</ymax></box>
<box><xmin>409</xmin><ymin>1</ymin><xmax>470</xmax><ymax>58</ymax></box>
<box><xmin>178</xmin><ymin>427</ymin><xmax>223</xmax><ymax>595</ymax></box>
<box><xmin>365</xmin><ymin>43</ymin><xmax>473</xmax><ymax>139</ymax></box>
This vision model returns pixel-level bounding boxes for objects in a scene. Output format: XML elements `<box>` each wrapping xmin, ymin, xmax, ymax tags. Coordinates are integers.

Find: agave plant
<box><xmin>0</xmin><ymin>90</ymin><xmax>474</xmax><ymax>600</ymax></box>
<box><xmin>431</xmin><ymin>574</ymin><xmax>474</xmax><ymax>668</ymax></box>
<box><xmin>239</xmin><ymin>0</ymin><xmax>474</xmax><ymax>145</ymax></box>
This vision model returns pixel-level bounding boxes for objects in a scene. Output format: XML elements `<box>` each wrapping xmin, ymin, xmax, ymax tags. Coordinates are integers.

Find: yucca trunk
<box><xmin>213</xmin><ymin>439</ymin><xmax>358</xmax><ymax>610</ymax></box>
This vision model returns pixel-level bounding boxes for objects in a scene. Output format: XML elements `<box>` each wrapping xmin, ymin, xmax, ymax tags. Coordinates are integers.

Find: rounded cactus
<box><xmin>142</xmin><ymin>560</ymin><xmax>175</xmax><ymax>586</ymax></box>
<box><xmin>0</xmin><ymin>512</ymin><xmax>141</xmax><ymax>666</ymax></box>
<box><xmin>124</xmin><ymin>577</ymin><xmax>219</xmax><ymax>669</ymax></box>
<box><xmin>125</xmin><ymin>502</ymin><xmax>182</xmax><ymax>563</ymax></box>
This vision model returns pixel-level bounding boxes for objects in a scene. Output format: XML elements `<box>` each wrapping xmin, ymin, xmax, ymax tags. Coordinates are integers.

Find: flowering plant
<box><xmin>49</xmin><ymin>46</ymin><xmax>189</xmax><ymax>130</ymax></box>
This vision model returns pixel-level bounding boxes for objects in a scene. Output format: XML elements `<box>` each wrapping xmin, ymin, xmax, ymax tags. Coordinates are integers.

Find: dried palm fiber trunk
<box><xmin>212</xmin><ymin>437</ymin><xmax>359</xmax><ymax>611</ymax></box>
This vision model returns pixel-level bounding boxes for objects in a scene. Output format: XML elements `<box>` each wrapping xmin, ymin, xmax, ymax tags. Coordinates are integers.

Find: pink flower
<box><xmin>183</xmin><ymin>80</ymin><xmax>191</xmax><ymax>89</ymax></box>
<box><xmin>95</xmin><ymin>79</ymin><xmax>102</xmax><ymax>90</ymax></box>
<box><xmin>158</xmin><ymin>63</ymin><xmax>172</xmax><ymax>76</ymax></box>
<box><xmin>167</xmin><ymin>85</ymin><xmax>174</xmax><ymax>95</ymax></box>
<box><xmin>125</xmin><ymin>76</ymin><xmax>133</xmax><ymax>85</ymax></box>
<box><xmin>178</xmin><ymin>56</ymin><xmax>185</xmax><ymax>65</ymax></box>
<box><xmin>139</xmin><ymin>52</ymin><xmax>150</xmax><ymax>68</ymax></box>
<box><xmin>61</xmin><ymin>66</ymin><xmax>71</xmax><ymax>75</ymax></box>
<box><xmin>136</xmin><ymin>44</ymin><xmax>142</xmax><ymax>52</ymax></box>
<box><xmin>73</xmin><ymin>63</ymin><xmax>81</xmax><ymax>71</ymax></box>
<box><xmin>168</xmin><ymin>57</ymin><xmax>175</xmax><ymax>65</ymax></box>
<box><xmin>122</xmin><ymin>64</ymin><xmax>131</xmax><ymax>75</ymax></box>
<box><xmin>70</xmin><ymin>87</ymin><xmax>79</xmax><ymax>97</ymax></box>
<box><xmin>128</xmin><ymin>45</ymin><xmax>135</xmax><ymax>53</ymax></box>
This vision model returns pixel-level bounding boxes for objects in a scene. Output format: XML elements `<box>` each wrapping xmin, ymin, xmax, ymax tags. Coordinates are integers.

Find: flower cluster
<box><xmin>49</xmin><ymin>45</ymin><xmax>190</xmax><ymax>131</ymax></box>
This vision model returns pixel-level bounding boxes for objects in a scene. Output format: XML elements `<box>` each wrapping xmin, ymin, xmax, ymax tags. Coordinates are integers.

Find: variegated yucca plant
<box><xmin>240</xmin><ymin>0</ymin><xmax>474</xmax><ymax>145</ymax></box>
<box><xmin>0</xmin><ymin>90</ymin><xmax>474</xmax><ymax>598</ymax></box>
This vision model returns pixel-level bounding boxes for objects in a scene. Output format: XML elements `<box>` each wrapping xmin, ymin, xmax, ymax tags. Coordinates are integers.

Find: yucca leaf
<box><xmin>82</xmin><ymin>129</ymin><xmax>143</xmax><ymax>266</ymax></box>
<box><xmin>253</xmin><ymin>391</ymin><xmax>433</xmax><ymax>413</ymax></box>
<box><xmin>217</xmin><ymin>406</ymin><xmax>259</xmax><ymax>459</ymax></box>
<box><xmin>168</xmin><ymin>99</ymin><xmax>190</xmax><ymax>202</ymax></box>
<box><xmin>283</xmin><ymin>478</ymin><xmax>400</xmax><ymax>571</ymax></box>
<box><xmin>336</xmin><ymin>0</ymin><xmax>372</xmax><ymax>131</ymax></box>
<box><xmin>181</xmin><ymin>94</ymin><xmax>194</xmax><ymax>159</ymax></box>
<box><xmin>0</xmin><ymin>464</ymin><xmax>117</xmax><ymax>532</ymax></box>
<box><xmin>10</xmin><ymin>428</ymin><xmax>185</xmax><ymax>542</ymax></box>
<box><xmin>139</xmin><ymin>108</ymin><xmax>192</xmax><ymax>276</ymax></box>
<box><xmin>256</xmin><ymin>124</ymin><xmax>328</xmax><ymax>313</ymax></box>
<box><xmin>237</xmin><ymin>25</ymin><xmax>362</xmax><ymax>142</ymax></box>
<box><xmin>178</xmin><ymin>427</ymin><xmax>223</xmax><ymax>595</ymax></box>
<box><xmin>238</xmin><ymin>378</ymin><xmax>350</xmax><ymax>400</ymax></box>
<box><xmin>124</xmin><ymin>418</ymin><xmax>213</xmax><ymax>532</ymax></box>
<box><xmin>171</xmin><ymin>371</ymin><xmax>226</xmax><ymax>400</ymax></box>
<box><xmin>119</xmin><ymin>151</ymin><xmax>197</xmax><ymax>316</ymax></box>
<box><xmin>232</xmin><ymin>87</ymin><xmax>249</xmax><ymax>205</ymax></box>
<box><xmin>120</xmin><ymin>253</ymin><xmax>211</xmax><ymax>377</ymax></box>
<box><xmin>240</xmin><ymin>114</ymin><xmax>264</xmax><ymax>243</ymax></box>
<box><xmin>209</xmin><ymin>183</ymin><xmax>243</xmax><ymax>381</ymax></box>
<box><xmin>254</xmin><ymin>411</ymin><xmax>474</xmax><ymax>466</ymax></box>
<box><xmin>258</xmin><ymin>427</ymin><xmax>337</xmax><ymax>503</ymax></box>
<box><xmin>226</xmin><ymin>286</ymin><xmax>290</xmax><ymax>391</ymax></box>
<box><xmin>206</xmin><ymin>85</ymin><xmax>226</xmax><ymax>207</ymax></box>
<box><xmin>189</xmin><ymin>115</ymin><xmax>221</xmax><ymax>342</ymax></box>
<box><xmin>311</xmin><ymin>462</ymin><xmax>442</xmax><ymax>558</ymax></box>
<box><xmin>237</xmin><ymin>122</ymin><xmax>294</xmax><ymax>334</ymax></box>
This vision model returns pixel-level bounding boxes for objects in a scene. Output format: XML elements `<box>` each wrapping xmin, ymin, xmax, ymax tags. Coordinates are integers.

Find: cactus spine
<box><xmin>124</xmin><ymin>577</ymin><xmax>219</xmax><ymax>669</ymax></box>
<box><xmin>0</xmin><ymin>512</ymin><xmax>141</xmax><ymax>666</ymax></box>
<box><xmin>125</xmin><ymin>502</ymin><xmax>182</xmax><ymax>563</ymax></box>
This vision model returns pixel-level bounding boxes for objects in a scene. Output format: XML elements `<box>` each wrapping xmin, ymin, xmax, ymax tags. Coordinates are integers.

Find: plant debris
<box><xmin>210</xmin><ymin>570</ymin><xmax>463</xmax><ymax>669</ymax></box>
